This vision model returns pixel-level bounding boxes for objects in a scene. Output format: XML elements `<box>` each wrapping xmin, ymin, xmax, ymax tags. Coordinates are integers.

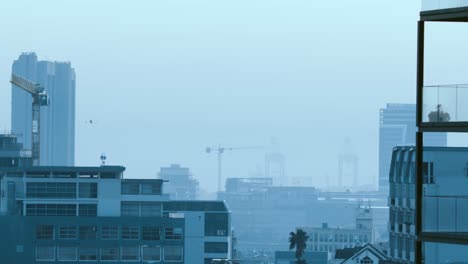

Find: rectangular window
<box><xmin>79</xmin><ymin>248</ymin><xmax>98</xmax><ymax>261</ymax></box>
<box><xmin>205</xmin><ymin>242</ymin><xmax>228</xmax><ymax>253</ymax></box>
<box><xmin>58</xmin><ymin>246</ymin><xmax>77</xmax><ymax>261</ymax></box>
<box><xmin>205</xmin><ymin>213</ymin><xmax>228</xmax><ymax>236</ymax></box>
<box><xmin>79</xmin><ymin>204</ymin><xmax>97</xmax><ymax>216</ymax></box>
<box><xmin>26</xmin><ymin>204</ymin><xmax>76</xmax><ymax>216</ymax></box>
<box><xmin>142</xmin><ymin>226</ymin><xmax>161</xmax><ymax>241</ymax></box>
<box><xmin>122</xmin><ymin>182</ymin><xmax>139</xmax><ymax>194</ymax></box>
<box><xmin>165</xmin><ymin>227</ymin><xmax>183</xmax><ymax>240</ymax></box>
<box><xmin>164</xmin><ymin>247</ymin><xmax>183</xmax><ymax>262</ymax></box>
<box><xmin>121</xmin><ymin>202</ymin><xmax>139</xmax><ymax>216</ymax></box>
<box><xmin>26</xmin><ymin>182</ymin><xmax>76</xmax><ymax>198</ymax></box>
<box><xmin>423</xmin><ymin>162</ymin><xmax>434</xmax><ymax>184</ymax></box>
<box><xmin>121</xmin><ymin>246</ymin><xmax>140</xmax><ymax>261</ymax></box>
<box><xmin>59</xmin><ymin>226</ymin><xmax>77</xmax><ymax>240</ymax></box>
<box><xmin>142</xmin><ymin>246</ymin><xmax>161</xmax><ymax>261</ymax></box>
<box><xmin>141</xmin><ymin>183</ymin><xmax>161</xmax><ymax>195</ymax></box>
<box><xmin>36</xmin><ymin>225</ymin><xmax>54</xmax><ymax>240</ymax></box>
<box><xmin>36</xmin><ymin>246</ymin><xmax>55</xmax><ymax>261</ymax></box>
<box><xmin>101</xmin><ymin>225</ymin><xmax>119</xmax><ymax>240</ymax></box>
<box><xmin>101</xmin><ymin>248</ymin><xmax>119</xmax><ymax>261</ymax></box>
<box><xmin>79</xmin><ymin>226</ymin><xmax>97</xmax><ymax>240</ymax></box>
<box><xmin>122</xmin><ymin>226</ymin><xmax>139</xmax><ymax>240</ymax></box>
<box><xmin>141</xmin><ymin>203</ymin><xmax>161</xmax><ymax>217</ymax></box>
<box><xmin>79</xmin><ymin>183</ymin><xmax>98</xmax><ymax>198</ymax></box>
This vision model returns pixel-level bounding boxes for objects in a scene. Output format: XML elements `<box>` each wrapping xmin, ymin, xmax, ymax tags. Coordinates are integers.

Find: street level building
<box><xmin>304</xmin><ymin>206</ymin><xmax>374</xmax><ymax>253</ymax></box>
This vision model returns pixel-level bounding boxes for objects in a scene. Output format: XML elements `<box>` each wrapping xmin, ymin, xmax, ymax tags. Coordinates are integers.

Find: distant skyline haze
<box><xmin>1</xmin><ymin>0</ymin><xmax>468</xmax><ymax>191</ymax></box>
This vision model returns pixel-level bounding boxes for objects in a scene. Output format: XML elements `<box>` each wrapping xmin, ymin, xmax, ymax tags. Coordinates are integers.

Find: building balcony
<box><xmin>422</xmin><ymin>0</ymin><xmax>468</xmax><ymax>11</ymax></box>
<box><xmin>420</xmin><ymin>84</ymin><xmax>468</xmax><ymax>131</ymax></box>
<box><xmin>423</xmin><ymin>196</ymin><xmax>468</xmax><ymax>233</ymax></box>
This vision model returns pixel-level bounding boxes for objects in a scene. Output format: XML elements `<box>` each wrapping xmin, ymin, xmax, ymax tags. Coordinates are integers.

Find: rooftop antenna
<box><xmin>100</xmin><ymin>153</ymin><xmax>107</xmax><ymax>166</ymax></box>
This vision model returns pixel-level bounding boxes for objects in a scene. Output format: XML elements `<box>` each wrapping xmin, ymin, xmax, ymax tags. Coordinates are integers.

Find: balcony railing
<box><xmin>422</xmin><ymin>0</ymin><xmax>468</xmax><ymax>11</ymax></box>
<box><xmin>423</xmin><ymin>196</ymin><xmax>468</xmax><ymax>232</ymax></box>
<box><xmin>422</xmin><ymin>84</ymin><xmax>468</xmax><ymax>123</ymax></box>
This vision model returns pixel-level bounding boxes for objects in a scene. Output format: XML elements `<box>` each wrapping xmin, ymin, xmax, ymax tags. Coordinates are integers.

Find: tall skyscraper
<box><xmin>378</xmin><ymin>103</ymin><xmax>446</xmax><ymax>192</ymax></box>
<box><xmin>11</xmin><ymin>52</ymin><xmax>75</xmax><ymax>166</ymax></box>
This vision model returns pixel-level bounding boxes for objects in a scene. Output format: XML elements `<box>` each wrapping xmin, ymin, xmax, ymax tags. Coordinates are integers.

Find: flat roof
<box><xmin>163</xmin><ymin>201</ymin><xmax>229</xmax><ymax>212</ymax></box>
<box><xmin>0</xmin><ymin>165</ymin><xmax>125</xmax><ymax>174</ymax></box>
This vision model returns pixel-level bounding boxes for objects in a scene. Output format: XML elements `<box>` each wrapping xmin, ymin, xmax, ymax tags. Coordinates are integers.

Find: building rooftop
<box><xmin>335</xmin><ymin>246</ymin><xmax>364</xmax><ymax>259</ymax></box>
<box><xmin>0</xmin><ymin>165</ymin><xmax>125</xmax><ymax>178</ymax></box>
<box><xmin>163</xmin><ymin>201</ymin><xmax>229</xmax><ymax>212</ymax></box>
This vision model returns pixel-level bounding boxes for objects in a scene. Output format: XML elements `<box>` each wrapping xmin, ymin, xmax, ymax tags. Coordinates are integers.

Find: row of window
<box><xmin>36</xmin><ymin>225</ymin><xmax>182</xmax><ymax>241</ymax></box>
<box><xmin>310</xmin><ymin>233</ymin><xmax>370</xmax><ymax>243</ymax></box>
<box><xmin>26</xmin><ymin>204</ymin><xmax>97</xmax><ymax>216</ymax></box>
<box><xmin>26</xmin><ymin>182</ymin><xmax>98</xmax><ymax>198</ymax></box>
<box><xmin>121</xmin><ymin>202</ymin><xmax>162</xmax><ymax>217</ymax></box>
<box><xmin>204</xmin><ymin>242</ymin><xmax>228</xmax><ymax>253</ymax></box>
<box><xmin>35</xmin><ymin>245</ymin><xmax>183</xmax><ymax>262</ymax></box>
<box><xmin>121</xmin><ymin>182</ymin><xmax>162</xmax><ymax>195</ymax></box>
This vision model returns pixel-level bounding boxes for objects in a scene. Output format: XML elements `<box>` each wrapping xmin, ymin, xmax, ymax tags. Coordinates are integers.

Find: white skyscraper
<box><xmin>11</xmin><ymin>52</ymin><xmax>75</xmax><ymax>166</ymax></box>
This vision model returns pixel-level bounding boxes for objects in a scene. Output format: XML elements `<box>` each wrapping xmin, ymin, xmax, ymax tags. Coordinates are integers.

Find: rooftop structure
<box><xmin>0</xmin><ymin>133</ymin><xmax>32</xmax><ymax>168</ymax></box>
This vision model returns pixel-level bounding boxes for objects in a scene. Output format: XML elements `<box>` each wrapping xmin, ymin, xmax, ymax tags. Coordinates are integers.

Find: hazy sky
<box><xmin>1</xmin><ymin>0</ymin><xmax>468</xmax><ymax>192</ymax></box>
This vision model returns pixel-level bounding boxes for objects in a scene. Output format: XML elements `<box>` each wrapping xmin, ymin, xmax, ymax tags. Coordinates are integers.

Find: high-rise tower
<box><xmin>11</xmin><ymin>52</ymin><xmax>75</xmax><ymax>166</ymax></box>
<box><xmin>379</xmin><ymin>103</ymin><xmax>446</xmax><ymax>192</ymax></box>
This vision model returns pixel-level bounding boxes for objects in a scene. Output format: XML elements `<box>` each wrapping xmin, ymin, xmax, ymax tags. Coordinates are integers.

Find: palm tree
<box><xmin>289</xmin><ymin>228</ymin><xmax>309</xmax><ymax>264</ymax></box>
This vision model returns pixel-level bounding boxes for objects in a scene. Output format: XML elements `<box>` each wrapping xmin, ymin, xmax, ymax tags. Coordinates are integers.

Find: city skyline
<box><xmin>11</xmin><ymin>52</ymin><xmax>76</xmax><ymax>166</ymax></box>
<box><xmin>1</xmin><ymin>1</ymin><xmax>468</xmax><ymax>192</ymax></box>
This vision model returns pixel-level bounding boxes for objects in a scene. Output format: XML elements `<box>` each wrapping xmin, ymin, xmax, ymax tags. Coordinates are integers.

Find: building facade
<box><xmin>0</xmin><ymin>166</ymin><xmax>232</xmax><ymax>263</ymax></box>
<box><xmin>219</xmin><ymin>178</ymin><xmax>360</xmax><ymax>253</ymax></box>
<box><xmin>379</xmin><ymin>103</ymin><xmax>446</xmax><ymax>192</ymax></box>
<box><xmin>416</xmin><ymin>4</ymin><xmax>468</xmax><ymax>263</ymax></box>
<box><xmin>11</xmin><ymin>52</ymin><xmax>75</xmax><ymax>166</ymax></box>
<box><xmin>158</xmin><ymin>164</ymin><xmax>199</xmax><ymax>200</ymax></box>
<box><xmin>0</xmin><ymin>133</ymin><xmax>32</xmax><ymax>168</ymax></box>
<box><xmin>388</xmin><ymin>146</ymin><xmax>468</xmax><ymax>263</ymax></box>
<box><xmin>304</xmin><ymin>206</ymin><xmax>374</xmax><ymax>254</ymax></box>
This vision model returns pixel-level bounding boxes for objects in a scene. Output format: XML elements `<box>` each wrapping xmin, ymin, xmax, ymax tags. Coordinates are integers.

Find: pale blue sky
<box><xmin>1</xmin><ymin>0</ymin><xmax>467</xmax><ymax>192</ymax></box>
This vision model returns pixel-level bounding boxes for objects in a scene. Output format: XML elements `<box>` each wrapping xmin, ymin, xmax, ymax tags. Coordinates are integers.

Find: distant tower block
<box><xmin>265</xmin><ymin>152</ymin><xmax>286</xmax><ymax>186</ymax></box>
<box><xmin>338</xmin><ymin>154</ymin><xmax>359</xmax><ymax>187</ymax></box>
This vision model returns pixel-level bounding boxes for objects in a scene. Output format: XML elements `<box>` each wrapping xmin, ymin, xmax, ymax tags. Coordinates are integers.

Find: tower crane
<box><xmin>10</xmin><ymin>74</ymin><xmax>49</xmax><ymax>166</ymax></box>
<box><xmin>206</xmin><ymin>145</ymin><xmax>264</xmax><ymax>192</ymax></box>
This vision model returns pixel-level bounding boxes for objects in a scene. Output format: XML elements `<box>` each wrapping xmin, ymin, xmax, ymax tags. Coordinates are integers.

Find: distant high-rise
<box><xmin>11</xmin><ymin>52</ymin><xmax>75</xmax><ymax>166</ymax></box>
<box><xmin>158</xmin><ymin>164</ymin><xmax>199</xmax><ymax>200</ymax></box>
<box><xmin>379</xmin><ymin>103</ymin><xmax>446</xmax><ymax>192</ymax></box>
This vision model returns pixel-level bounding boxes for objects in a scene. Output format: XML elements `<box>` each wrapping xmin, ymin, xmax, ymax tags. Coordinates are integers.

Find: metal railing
<box><xmin>423</xmin><ymin>84</ymin><xmax>468</xmax><ymax>123</ymax></box>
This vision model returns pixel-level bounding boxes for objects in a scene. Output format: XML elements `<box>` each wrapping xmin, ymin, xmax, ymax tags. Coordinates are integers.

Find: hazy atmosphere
<box><xmin>1</xmin><ymin>0</ymin><xmax>467</xmax><ymax>192</ymax></box>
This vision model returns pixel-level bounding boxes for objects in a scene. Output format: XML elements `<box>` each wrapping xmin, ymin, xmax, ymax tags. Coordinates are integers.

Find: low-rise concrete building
<box><xmin>0</xmin><ymin>165</ymin><xmax>231</xmax><ymax>263</ymax></box>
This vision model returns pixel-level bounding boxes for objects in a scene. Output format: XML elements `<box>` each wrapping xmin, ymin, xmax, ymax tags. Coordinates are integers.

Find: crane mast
<box><xmin>206</xmin><ymin>145</ymin><xmax>264</xmax><ymax>192</ymax></box>
<box><xmin>10</xmin><ymin>74</ymin><xmax>49</xmax><ymax>166</ymax></box>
